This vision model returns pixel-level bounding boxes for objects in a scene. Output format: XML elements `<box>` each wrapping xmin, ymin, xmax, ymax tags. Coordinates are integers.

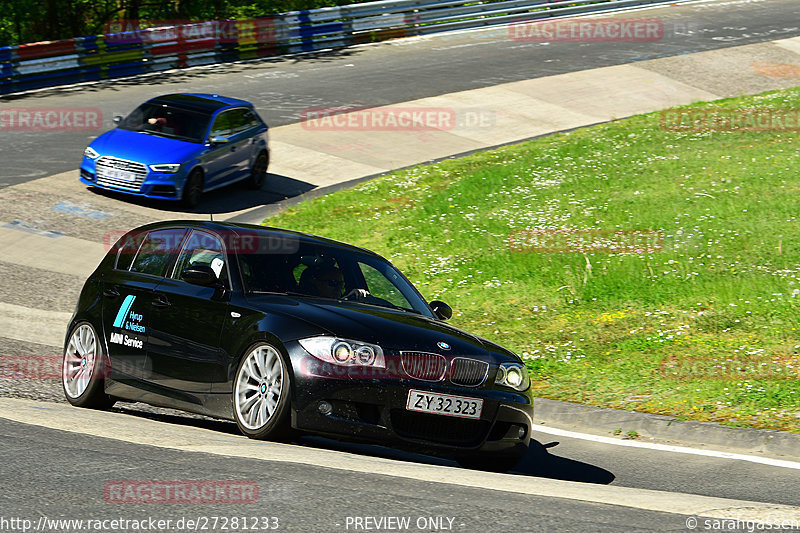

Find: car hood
<box><xmin>89</xmin><ymin>128</ymin><xmax>203</xmax><ymax>164</ymax></box>
<box><xmin>249</xmin><ymin>295</ymin><xmax>520</xmax><ymax>361</ymax></box>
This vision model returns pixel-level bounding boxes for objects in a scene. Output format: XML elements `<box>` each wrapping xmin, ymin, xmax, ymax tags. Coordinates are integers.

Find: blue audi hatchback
<box><xmin>79</xmin><ymin>93</ymin><xmax>270</xmax><ymax>207</ymax></box>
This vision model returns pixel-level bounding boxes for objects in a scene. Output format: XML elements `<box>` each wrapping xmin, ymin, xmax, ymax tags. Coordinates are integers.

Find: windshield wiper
<box><xmin>249</xmin><ymin>290</ymin><xmax>309</xmax><ymax>297</ymax></box>
<box><xmin>250</xmin><ymin>290</ymin><xmax>423</xmax><ymax>314</ymax></box>
<box><xmin>344</xmin><ymin>298</ymin><xmax>422</xmax><ymax>315</ymax></box>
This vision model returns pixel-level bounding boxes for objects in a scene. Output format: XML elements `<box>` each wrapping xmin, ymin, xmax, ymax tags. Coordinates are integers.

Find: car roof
<box><xmin>125</xmin><ymin>220</ymin><xmax>382</xmax><ymax>258</ymax></box>
<box><xmin>145</xmin><ymin>93</ymin><xmax>253</xmax><ymax>114</ymax></box>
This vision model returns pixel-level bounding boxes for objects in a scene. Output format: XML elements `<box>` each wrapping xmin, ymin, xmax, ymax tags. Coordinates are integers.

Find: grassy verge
<box><xmin>264</xmin><ymin>88</ymin><xmax>800</xmax><ymax>433</ymax></box>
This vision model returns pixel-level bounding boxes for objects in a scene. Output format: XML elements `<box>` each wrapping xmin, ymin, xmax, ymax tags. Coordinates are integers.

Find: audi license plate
<box><xmin>99</xmin><ymin>168</ymin><xmax>138</xmax><ymax>182</ymax></box>
<box><xmin>406</xmin><ymin>390</ymin><xmax>482</xmax><ymax>419</ymax></box>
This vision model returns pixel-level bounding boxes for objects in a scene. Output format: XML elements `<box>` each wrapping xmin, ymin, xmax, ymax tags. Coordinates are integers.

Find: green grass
<box><xmin>264</xmin><ymin>88</ymin><xmax>800</xmax><ymax>433</ymax></box>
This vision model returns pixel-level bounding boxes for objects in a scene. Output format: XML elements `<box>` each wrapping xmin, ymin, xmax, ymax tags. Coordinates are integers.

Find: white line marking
<box><xmin>534</xmin><ymin>425</ymin><xmax>800</xmax><ymax>470</ymax></box>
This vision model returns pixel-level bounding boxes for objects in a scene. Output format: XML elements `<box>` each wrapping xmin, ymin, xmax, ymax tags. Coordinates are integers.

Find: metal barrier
<box><xmin>0</xmin><ymin>0</ymin><xmax>679</xmax><ymax>95</ymax></box>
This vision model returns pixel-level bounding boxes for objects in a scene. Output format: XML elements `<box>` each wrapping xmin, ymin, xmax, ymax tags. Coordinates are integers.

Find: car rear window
<box><xmin>209</xmin><ymin>108</ymin><xmax>260</xmax><ymax>138</ymax></box>
<box><xmin>128</xmin><ymin>228</ymin><xmax>188</xmax><ymax>277</ymax></box>
<box><xmin>115</xmin><ymin>231</ymin><xmax>145</xmax><ymax>271</ymax></box>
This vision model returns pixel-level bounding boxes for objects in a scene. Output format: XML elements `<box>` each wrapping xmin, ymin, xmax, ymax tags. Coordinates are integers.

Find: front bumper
<box><xmin>287</xmin><ymin>342</ymin><xmax>533</xmax><ymax>459</ymax></box>
<box><xmin>80</xmin><ymin>157</ymin><xmax>184</xmax><ymax>201</ymax></box>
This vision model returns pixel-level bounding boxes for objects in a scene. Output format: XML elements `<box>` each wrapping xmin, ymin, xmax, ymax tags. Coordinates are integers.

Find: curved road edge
<box><xmin>0</xmin><ymin>396</ymin><xmax>797</xmax><ymax>524</ymax></box>
<box><xmin>535</xmin><ymin>398</ymin><xmax>800</xmax><ymax>463</ymax></box>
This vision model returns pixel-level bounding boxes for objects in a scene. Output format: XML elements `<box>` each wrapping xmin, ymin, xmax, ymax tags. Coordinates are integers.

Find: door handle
<box><xmin>151</xmin><ymin>295</ymin><xmax>171</xmax><ymax>308</ymax></box>
<box><xmin>103</xmin><ymin>288</ymin><xmax>120</xmax><ymax>298</ymax></box>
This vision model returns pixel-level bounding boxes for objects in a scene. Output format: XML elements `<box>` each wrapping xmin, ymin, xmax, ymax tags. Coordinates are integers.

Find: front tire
<box><xmin>62</xmin><ymin>322</ymin><xmax>115</xmax><ymax>409</ymax></box>
<box><xmin>182</xmin><ymin>169</ymin><xmax>203</xmax><ymax>209</ymax></box>
<box><xmin>233</xmin><ymin>342</ymin><xmax>292</xmax><ymax>440</ymax></box>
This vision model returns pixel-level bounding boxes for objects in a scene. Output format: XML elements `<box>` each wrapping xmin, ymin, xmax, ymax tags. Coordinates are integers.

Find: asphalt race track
<box><xmin>2</xmin><ymin>0</ymin><xmax>800</xmax><ymax>531</ymax></box>
<box><xmin>1</xmin><ymin>0</ymin><xmax>799</xmax><ymax>186</ymax></box>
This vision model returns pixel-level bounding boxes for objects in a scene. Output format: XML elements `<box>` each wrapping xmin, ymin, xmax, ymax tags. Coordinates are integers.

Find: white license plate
<box><xmin>99</xmin><ymin>168</ymin><xmax>138</xmax><ymax>182</ymax></box>
<box><xmin>406</xmin><ymin>390</ymin><xmax>483</xmax><ymax>419</ymax></box>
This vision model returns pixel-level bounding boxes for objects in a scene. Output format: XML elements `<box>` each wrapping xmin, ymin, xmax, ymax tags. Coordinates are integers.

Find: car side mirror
<box><xmin>181</xmin><ymin>264</ymin><xmax>220</xmax><ymax>287</ymax></box>
<box><xmin>429</xmin><ymin>300</ymin><xmax>452</xmax><ymax>321</ymax></box>
<box><xmin>113</xmin><ymin>115</ymin><xmax>123</xmax><ymax>125</ymax></box>
<box><xmin>209</xmin><ymin>135</ymin><xmax>229</xmax><ymax>145</ymax></box>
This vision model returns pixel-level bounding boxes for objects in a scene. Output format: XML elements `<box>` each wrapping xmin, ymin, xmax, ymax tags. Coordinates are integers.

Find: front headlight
<box><xmin>299</xmin><ymin>336</ymin><xmax>385</xmax><ymax>368</ymax></box>
<box><xmin>84</xmin><ymin>146</ymin><xmax>99</xmax><ymax>159</ymax></box>
<box><xmin>148</xmin><ymin>163</ymin><xmax>181</xmax><ymax>173</ymax></box>
<box><xmin>495</xmin><ymin>362</ymin><xmax>530</xmax><ymax>391</ymax></box>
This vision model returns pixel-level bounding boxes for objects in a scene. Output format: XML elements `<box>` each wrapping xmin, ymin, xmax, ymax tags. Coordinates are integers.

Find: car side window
<box><xmin>129</xmin><ymin>228</ymin><xmax>188</xmax><ymax>277</ymax></box>
<box><xmin>172</xmin><ymin>230</ymin><xmax>227</xmax><ymax>284</ymax></box>
<box><xmin>242</xmin><ymin>109</ymin><xmax>260</xmax><ymax>129</ymax></box>
<box><xmin>222</xmin><ymin>108</ymin><xmax>254</xmax><ymax>136</ymax></box>
<box><xmin>209</xmin><ymin>111</ymin><xmax>233</xmax><ymax>139</ymax></box>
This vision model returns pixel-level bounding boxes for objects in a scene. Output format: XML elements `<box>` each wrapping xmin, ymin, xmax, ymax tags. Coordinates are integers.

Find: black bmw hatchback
<box><xmin>62</xmin><ymin>221</ymin><xmax>533</xmax><ymax>471</ymax></box>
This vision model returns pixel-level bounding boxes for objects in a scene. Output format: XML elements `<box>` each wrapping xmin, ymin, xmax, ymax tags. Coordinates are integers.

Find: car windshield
<box><xmin>238</xmin><ymin>238</ymin><xmax>434</xmax><ymax>318</ymax></box>
<box><xmin>118</xmin><ymin>102</ymin><xmax>212</xmax><ymax>143</ymax></box>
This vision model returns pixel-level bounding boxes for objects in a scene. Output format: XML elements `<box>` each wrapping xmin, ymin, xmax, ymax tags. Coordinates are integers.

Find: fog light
<box><xmin>318</xmin><ymin>401</ymin><xmax>333</xmax><ymax>415</ymax></box>
<box><xmin>518</xmin><ymin>426</ymin><xmax>526</xmax><ymax>439</ymax></box>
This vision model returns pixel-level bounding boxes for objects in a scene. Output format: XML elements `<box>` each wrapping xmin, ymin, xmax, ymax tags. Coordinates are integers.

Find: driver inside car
<box><xmin>146</xmin><ymin>113</ymin><xmax>180</xmax><ymax>135</ymax></box>
<box><xmin>302</xmin><ymin>265</ymin><xmax>369</xmax><ymax>300</ymax></box>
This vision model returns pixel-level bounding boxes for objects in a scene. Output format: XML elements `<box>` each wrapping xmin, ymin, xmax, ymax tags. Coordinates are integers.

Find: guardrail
<box><xmin>0</xmin><ymin>0</ymin><xmax>679</xmax><ymax>96</ymax></box>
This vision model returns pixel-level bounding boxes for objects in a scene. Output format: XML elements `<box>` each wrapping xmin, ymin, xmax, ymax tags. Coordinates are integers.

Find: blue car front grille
<box><xmin>95</xmin><ymin>156</ymin><xmax>148</xmax><ymax>192</ymax></box>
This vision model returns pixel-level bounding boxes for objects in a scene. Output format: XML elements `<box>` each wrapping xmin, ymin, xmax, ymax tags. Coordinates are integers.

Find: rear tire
<box><xmin>182</xmin><ymin>169</ymin><xmax>203</xmax><ymax>209</ymax></box>
<box><xmin>62</xmin><ymin>322</ymin><xmax>115</xmax><ymax>409</ymax></box>
<box><xmin>233</xmin><ymin>342</ymin><xmax>292</xmax><ymax>440</ymax></box>
<box><xmin>247</xmin><ymin>151</ymin><xmax>269</xmax><ymax>190</ymax></box>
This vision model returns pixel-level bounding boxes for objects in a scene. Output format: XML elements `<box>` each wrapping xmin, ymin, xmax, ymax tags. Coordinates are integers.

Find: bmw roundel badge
<box><xmin>437</xmin><ymin>341</ymin><xmax>451</xmax><ymax>350</ymax></box>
